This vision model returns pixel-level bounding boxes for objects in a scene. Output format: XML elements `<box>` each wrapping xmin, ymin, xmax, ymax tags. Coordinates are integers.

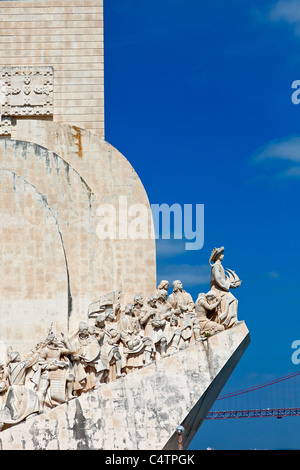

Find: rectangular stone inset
<box><xmin>2</xmin><ymin>66</ymin><xmax>54</xmax><ymax>117</ymax></box>
<box><xmin>1</xmin><ymin>65</ymin><xmax>54</xmax><ymax>136</ymax></box>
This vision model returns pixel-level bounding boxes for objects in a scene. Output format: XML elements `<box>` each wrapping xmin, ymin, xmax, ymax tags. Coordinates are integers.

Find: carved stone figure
<box><xmin>93</xmin><ymin>310</ymin><xmax>125</xmax><ymax>382</ymax></box>
<box><xmin>37</xmin><ymin>330</ymin><xmax>75</xmax><ymax>412</ymax></box>
<box><xmin>164</xmin><ymin>314</ymin><xmax>182</xmax><ymax>354</ymax></box>
<box><xmin>0</xmin><ymin>361</ymin><xmax>8</xmax><ymax>402</ymax></box>
<box><xmin>0</xmin><ymin>256</ymin><xmax>245</xmax><ymax>431</ymax></box>
<box><xmin>155</xmin><ymin>280</ymin><xmax>170</xmax><ymax>296</ymax></box>
<box><xmin>139</xmin><ymin>295</ymin><xmax>156</xmax><ymax>332</ymax></box>
<box><xmin>140</xmin><ymin>295</ymin><xmax>167</xmax><ymax>358</ymax></box>
<box><xmin>180</xmin><ymin>312</ymin><xmax>203</xmax><ymax>347</ymax></box>
<box><xmin>72</xmin><ymin>322</ymin><xmax>107</xmax><ymax>394</ymax></box>
<box><xmin>119</xmin><ymin>304</ymin><xmax>154</xmax><ymax>370</ymax></box>
<box><xmin>195</xmin><ymin>291</ymin><xmax>225</xmax><ymax>337</ymax></box>
<box><xmin>114</xmin><ymin>301</ymin><xmax>122</xmax><ymax>321</ymax></box>
<box><xmin>133</xmin><ymin>294</ymin><xmax>148</xmax><ymax>326</ymax></box>
<box><xmin>167</xmin><ymin>280</ymin><xmax>195</xmax><ymax>326</ymax></box>
<box><xmin>88</xmin><ymin>290</ymin><xmax>122</xmax><ymax>320</ymax></box>
<box><xmin>209</xmin><ymin>247</ymin><xmax>241</xmax><ymax>328</ymax></box>
<box><xmin>0</xmin><ymin>349</ymin><xmax>40</xmax><ymax>428</ymax></box>
<box><xmin>156</xmin><ymin>289</ymin><xmax>173</xmax><ymax>319</ymax></box>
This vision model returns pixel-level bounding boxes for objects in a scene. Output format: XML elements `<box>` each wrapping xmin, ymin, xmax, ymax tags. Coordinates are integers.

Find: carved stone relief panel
<box><xmin>0</xmin><ymin>66</ymin><xmax>54</xmax><ymax>136</ymax></box>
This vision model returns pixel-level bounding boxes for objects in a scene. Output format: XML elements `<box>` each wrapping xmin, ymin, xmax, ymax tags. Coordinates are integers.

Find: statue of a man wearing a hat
<box><xmin>209</xmin><ymin>246</ymin><xmax>241</xmax><ymax>328</ymax></box>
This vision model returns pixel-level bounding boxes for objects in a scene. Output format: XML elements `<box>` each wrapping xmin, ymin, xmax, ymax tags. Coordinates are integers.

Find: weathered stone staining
<box><xmin>0</xmin><ymin>246</ymin><xmax>243</xmax><ymax>433</ymax></box>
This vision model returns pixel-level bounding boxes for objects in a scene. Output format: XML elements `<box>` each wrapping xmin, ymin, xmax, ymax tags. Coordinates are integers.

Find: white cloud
<box><xmin>155</xmin><ymin>239</ymin><xmax>187</xmax><ymax>259</ymax></box>
<box><xmin>157</xmin><ymin>263</ymin><xmax>210</xmax><ymax>288</ymax></box>
<box><xmin>266</xmin><ymin>271</ymin><xmax>280</xmax><ymax>279</ymax></box>
<box><xmin>251</xmin><ymin>135</ymin><xmax>300</xmax><ymax>179</ymax></box>
<box><xmin>253</xmin><ymin>136</ymin><xmax>300</xmax><ymax>162</ymax></box>
<box><xmin>282</xmin><ymin>165</ymin><xmax>300</xmax><ymax>177</ymax></box>
<box><xmin>269</xmin><ymin>0</ymin><xmax>300</xmax><ymax>24</ymax></box>
<box><xmin>269</xmin><ymin>0</ymin><xmax>300</xmax><ymax>35</ymax></box>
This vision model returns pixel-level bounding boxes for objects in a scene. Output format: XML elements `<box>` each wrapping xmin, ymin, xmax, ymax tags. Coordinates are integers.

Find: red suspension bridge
<box><xmin>206</xmin><ymin>370</ymin><xmax>300</xmax><ymax>420</ymax></box>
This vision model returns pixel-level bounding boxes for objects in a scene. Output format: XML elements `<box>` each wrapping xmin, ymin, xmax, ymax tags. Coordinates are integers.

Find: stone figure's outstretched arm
<box><xmin>199</xmin><ymin>298</ymin><xmax>220</xmax><ymax>311</ymax></box>
<box><xmin>60</xmin><ymin>333</ymin><xmax>75</xmax><ymax>355</ymax></box>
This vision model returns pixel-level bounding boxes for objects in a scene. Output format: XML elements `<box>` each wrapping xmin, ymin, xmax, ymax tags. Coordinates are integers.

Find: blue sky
<box><xmin>104</xmin><ymin>0</ymin><xmax>300</xmax><ymax>449</ymax></box>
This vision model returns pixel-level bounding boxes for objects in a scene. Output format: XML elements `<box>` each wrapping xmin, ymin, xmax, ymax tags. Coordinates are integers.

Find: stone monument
<box><xmin>0</xmin><ymin>0</ymin><xmax>250</xmax><ymax>450</ymax></box>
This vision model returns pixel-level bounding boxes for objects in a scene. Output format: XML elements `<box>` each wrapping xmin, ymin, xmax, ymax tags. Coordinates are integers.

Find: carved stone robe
<box><xmin>210</xmin><ymin>260</ymin><xmax>238</xmax><ymax>328</ymax></box>
<box><xmin>0</xmin><ymin>355</ymin><xmax>40</xmax><ymax>426</ymax></box>
<box><xmin>167</xmin><ymin>290</ymin><xmax>194</xmax><ymax>312</ymax></box>
<box><xmin>195</xmin><ymin>294</ymin><xmax>225</xmax><ymax>336</ymax></box>
<box><xmin>119</xmin><ymin>314</ymin><xmax>150</xmax><ymax>369</ymax></box>
<box><xmin>167</xmin><ymin>289</ymin><xmax>195</xmax><ymax>328</ymax></box>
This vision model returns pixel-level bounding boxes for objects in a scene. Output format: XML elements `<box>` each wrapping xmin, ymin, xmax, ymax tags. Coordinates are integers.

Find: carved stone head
<box><xmin>209</xmin><ymin>246</ymin><xmax>225</xmax><ymax>265</ymax></box>
<box><xmin>147</xmin><ymin>294</ymin><xmax>157</xmax><ymax>308</ymax></box>
<box><xmin>105</xmin><ymin>308</ymin><xmax>116</xmax><ymax>322</ymax></box>
<box><xmin>78</xmin><ymin>322</ymin><xmax>89</xmax><ymax>337</ymax></box>
<box><xmin>170</xmin><ymin>314</ymin><xmax>179</xmax><ymax>327</ymax></box>
<box><xmin>157</xmin><ymin>280</ymin><xmax>169</xmax><ymax>291</ymax></box>
<box><xmin>95</xmin><ymin>314</ymin><xmax>106</xmax><ymax>328</ymax></box>
<box><xmin>156</xmin><ymin>289</ymin><xmax>168</xmax><ymax>301</ymax></box>
<box><xmin>125</xmin><ymin>303</ymin><xmax>134</xmax><ymax>316</ymax></box>
<box><xmin>206</xmin><ymin>290</ymin><xmax>217</xmax><ymax>302</ymax></box>
<box><xmin>134</xmin><ymin>294</ymin><xmax>143</xmax><ymax>307</ymax></box>
<box><xmin>172</xmin><ymin>280</ymin><xmax>183</xmax><ymax>292</ymax></box>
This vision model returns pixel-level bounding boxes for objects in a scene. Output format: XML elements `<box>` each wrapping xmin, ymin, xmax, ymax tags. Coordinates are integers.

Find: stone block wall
<box><xmin>0</xmin><ymin>0</ymin><xmax>104</xmax><ymax>137</ymax></box>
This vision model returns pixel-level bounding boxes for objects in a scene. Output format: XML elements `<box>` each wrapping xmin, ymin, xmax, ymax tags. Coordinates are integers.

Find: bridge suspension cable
<box><xmin>216</xmin><ymin>371</ymin><xmax>300</xmax><ymax>400</ymax></box>
<box><xmin>206</xmin><ymin>371</ymin><xmax>300</xmax><ymax>420</ymax></box>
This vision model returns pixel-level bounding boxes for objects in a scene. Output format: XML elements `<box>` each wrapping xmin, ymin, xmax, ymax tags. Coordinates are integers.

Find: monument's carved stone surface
<box><xmin>0</xmin><ymin>0</ymin><xmax>250</xmax><ymax>451</ymax></box>
<box><xmin>0</xmin><ymin>244</ymin><xmax>248</xmax><ymax>449</ymax></box>
<box><xmin>0</xmin><ymin>134</ymin><xmax>156</xmax><ymax>355</ymax></box>
<box><xmin>3</xmin><ymin>66</ymin><xmax>54</xmax><ymax>115</ymax></box>
<box><xmin>1</xmin><ymin>66</ymin><xmax>54</xmax><ymax>135</ymax></box>
<box><xmin>0</xmin><ymin>322</ymin><xmax>250</xmax><ymax>450</ymax></box>
<box><xmin>14</xmin><ymin>119</ymin><xmax>156</xmax><ymax>317</ymax></box>
<box><xmin>0</xmin><ymin>165</ymin><xmax>69</xmax><ymax>355</ymax></box>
